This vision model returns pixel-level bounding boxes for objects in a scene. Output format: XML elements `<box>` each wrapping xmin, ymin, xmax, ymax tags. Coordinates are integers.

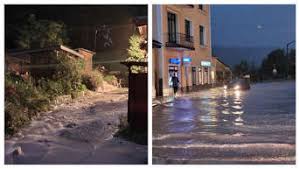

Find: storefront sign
<box><xmin>201</xmin><ymin>61</ymin><xmax>211</xmax><ymax>67</ymax></box>
<box><xmin>183</xmin><ymin>57</ymin><xmax>192</xmax><ymax>63</ymax></box>
<box><xmin>169</xmin><ymin>58</ymin><xmax>180</xmax><ymax>64</ymax></box>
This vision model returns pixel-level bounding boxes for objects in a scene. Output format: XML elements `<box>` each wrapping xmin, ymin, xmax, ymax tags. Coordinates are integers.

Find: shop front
<box><xmin>166</xmin><ymin>56</ymin><xmax>193</xmax><ymax>94</ymax></box>
<box><xmin>167</xmin><ymin>57</ymin><xmax>181</xmax><ymax>95</ymax></box>
<box><xmin>201</xmin><ymin>60</ymin><xmax>212</xmax><ymax>85</ymax></box>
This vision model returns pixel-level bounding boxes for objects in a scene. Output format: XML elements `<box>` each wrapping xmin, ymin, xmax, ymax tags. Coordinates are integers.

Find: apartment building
<box><xmin>153</xmin><ymin>5</ymin><xmax>214</xmax><ymax>97</ymax></box>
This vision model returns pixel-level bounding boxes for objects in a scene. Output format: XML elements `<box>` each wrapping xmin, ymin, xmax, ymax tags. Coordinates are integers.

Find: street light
<box><xmin>286</xmin><ymin>40</ymin><xmax>295</xmax><ymax>56</ymax></box>
<box><xmin>286</xmin><ymin>40</ymin><xmax>295</xmax><ymax>79</ymax></box>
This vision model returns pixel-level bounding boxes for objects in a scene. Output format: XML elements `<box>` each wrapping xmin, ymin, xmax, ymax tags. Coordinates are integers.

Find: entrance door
<box><xmin>198</xmin><ymin>67</ymin><xmax>202</xmax><ymax>85</ymax></box>
<box><xmin>204</xmin><ymin>67</ymin><xmax>208</xmax><ymax>84</ymax></box>
<box><xmin>168</xmin><ymin>65</ymin><xmax>179</xmax><ymax>86</ymax></box>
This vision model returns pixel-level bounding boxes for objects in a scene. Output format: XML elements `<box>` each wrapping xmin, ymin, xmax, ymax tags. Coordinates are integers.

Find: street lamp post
<box><xmin>286</xmin><ymin>40</ymin><xmax>295</xmax><ymax>79</ymax></box>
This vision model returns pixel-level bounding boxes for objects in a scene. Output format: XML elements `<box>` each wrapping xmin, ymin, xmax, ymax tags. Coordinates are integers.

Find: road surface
<box><xmin>153</xmin><ymin>81</ymin><xmax>295</xmax><ymax>164</ymax></box>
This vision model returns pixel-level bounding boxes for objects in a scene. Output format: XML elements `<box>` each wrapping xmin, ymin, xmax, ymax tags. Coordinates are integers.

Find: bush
<box><xmin>32</xmin><ymin>52</ymin><xmax>85</xmax><ymax>99</ymax></box>
<box><xmin>103</xmin><ymin>74</ymin><xmax>118</xmax><ymax>86</ymax></box>
<box><xmin>5</xmin><ymin>52</ymin><xmax>87</xmax><ymax>136</ymax></box>
<box><xmin>82</xmin><ymin>71</ymin><xmax>103</xmax><ymax>91</ymax></box>
<box><xmin>37</xmin><ymin>78</ymin><xmax>64</xmax><ymax>100</ymax></box>
<box><xmin>50</xmin><ymin>52</ymin><xmax>84</xmax><ymax>93</ymax></box>
<box><xmin>5</xmin><ymin>73</ymin><xmax>50</xmax><ymax>135</ymax></box>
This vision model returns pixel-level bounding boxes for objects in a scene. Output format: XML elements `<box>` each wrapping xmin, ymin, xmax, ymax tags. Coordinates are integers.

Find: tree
<box><xmin>16</xmin><ymin>14</ymin><xmax>69</xmax><ymax>49</ymax></box>
<box><xmin>249</xmin><ymin>61</ymin><xmax>259</xmax><ymax>82</ymax></box>
<box><xmin>260</xmin><ymin>49</ymin><xmax>287</xmax><ymax>79</ymax></box>
<box><xmin>126</xmin><ymin>34</ymin><xmax>146</xmax><ymax>73</ymax></box>
<box><xmin>233</xmin><ymin>60</ymin><xmax>249</xmax><ymax>78</ymax></box>
<box><xmin>127</xmin><ymin>34</ymin><xmax>145</xmax><ymax>61</ymax></box>
<box><xmin>288</xmin><ymin>49</ymin><xmax>296</xmax><ymax>78</ymax></box>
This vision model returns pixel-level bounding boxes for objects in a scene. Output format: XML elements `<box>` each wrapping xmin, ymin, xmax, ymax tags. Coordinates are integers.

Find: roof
<box><xmin>213</xmin><ymin>56</ymin><xmax>231</xmax><ymax>69</ymax></box>
<box><xmin>7</xmin><ymin>45</ymin><xmax>86</xmax><ymax>59</ymax></box>
<box><xmin>75</xmin><ymin>48</ymin><xmax>96</xmax><ymax>55</ymax></box>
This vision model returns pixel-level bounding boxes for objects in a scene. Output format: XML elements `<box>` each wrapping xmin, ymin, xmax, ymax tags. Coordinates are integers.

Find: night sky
<box><xmin>211</xmin><ymin>5</ymin><xmax>296</xmax><ymax>67</ymax></box>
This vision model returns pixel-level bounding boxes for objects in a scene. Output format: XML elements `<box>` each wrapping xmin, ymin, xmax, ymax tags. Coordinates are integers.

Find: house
<box><xmin>153</xmin><ymin>5</ymin><xmax>213</xmax><ymax>97</ymax></box>
<box><xmin>212</xmin><ymin>56</ymin><xmax>232</xmax><ymax>84</ymax></box>
<box><xmin>6</xmin><ymin>45</ymin><xmax>95</xmax><ymax>77</ymax></box>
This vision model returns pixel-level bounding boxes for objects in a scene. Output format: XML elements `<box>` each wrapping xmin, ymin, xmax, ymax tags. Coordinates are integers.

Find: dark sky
<box><xmin>211</xmin><ymin>5</ymin><xmax>296</xmax><ymax>67</ymax></box>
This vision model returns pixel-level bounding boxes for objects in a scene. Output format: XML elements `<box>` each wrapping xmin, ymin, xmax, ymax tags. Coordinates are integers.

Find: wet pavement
<box><xmin>153</xmin><ymin>81</ymin><xmax>295</xmax><ymax>164</ymax></box>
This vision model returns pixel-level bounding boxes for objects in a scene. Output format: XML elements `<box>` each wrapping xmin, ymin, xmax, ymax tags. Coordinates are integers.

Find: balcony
<box><xmin>165</xmin><ymin>32</ymin><xmax>195</xmax><ymax>50</ymax></box>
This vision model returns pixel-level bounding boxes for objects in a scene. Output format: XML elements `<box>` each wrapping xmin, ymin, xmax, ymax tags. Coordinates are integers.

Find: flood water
<box><xmin>153</xmin><ymin>81</ymin><xmax>295</xmax><ymax>164</ymax></box>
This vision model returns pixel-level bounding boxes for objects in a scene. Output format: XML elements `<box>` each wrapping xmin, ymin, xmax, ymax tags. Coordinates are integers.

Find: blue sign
<box><xmin>169</xmin><ymin>58</ymin><xmax>180</xmax><ymax>64</ymax></box>
<box><xmin>201</xmin><ymin>61</ymin><xmax>211</xmax><ymax>67</ymax></box>
<box><xmin>183</xmin><ymin>57</ymin><xmax>192</xmax><ymax>63</ymax></box>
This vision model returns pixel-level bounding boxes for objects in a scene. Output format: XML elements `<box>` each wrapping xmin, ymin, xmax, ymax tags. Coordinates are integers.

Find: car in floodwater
<box><xmin>224</xmin><ymin>75</ymin><xmax>250</xmax><ymax>90</ymax></box>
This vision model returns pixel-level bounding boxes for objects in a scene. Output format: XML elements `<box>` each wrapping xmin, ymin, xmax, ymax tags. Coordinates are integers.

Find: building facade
<box><xmin>153</xmin><ymin>5</ymin><xmax>214</xmax><ymax>97</ymax></box>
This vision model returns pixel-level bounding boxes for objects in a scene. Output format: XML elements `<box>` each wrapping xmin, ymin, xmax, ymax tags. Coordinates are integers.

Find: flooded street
<box><xmin>5</xmin><ymin>89</ymin><xmax>147</xmax><ymax>164</ymax></box>
<box><xmin>153</xmin><ymin>81</ymin><xmax>295</xmax><ymax>164</ymax></box>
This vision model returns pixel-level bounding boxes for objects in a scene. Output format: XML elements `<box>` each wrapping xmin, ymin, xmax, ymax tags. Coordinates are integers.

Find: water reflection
<box><xmin>198</xmin><ymin>91</ymin><xmax>219</xmax><ymax>128</ymax></box>
<box><xmin>157</xmin><ymin>87</ymin><xmax>247</xmax><ymax>134</ymax></box>
<box><xmin>232</xmin><ymin>89</ymin><xmax>244</xmax><ymax>126</ymax></box>
<box><xmin>199</xmin><ymin>88</ymin><xmax>246</xmax><ymax>127</ymax></box>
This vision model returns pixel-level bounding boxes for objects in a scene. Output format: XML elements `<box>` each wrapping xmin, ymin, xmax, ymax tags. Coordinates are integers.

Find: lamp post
<box><xmin>286</xmin><ymin>40</ymin><xmax>295</xmax><ymax>79</ymax></box>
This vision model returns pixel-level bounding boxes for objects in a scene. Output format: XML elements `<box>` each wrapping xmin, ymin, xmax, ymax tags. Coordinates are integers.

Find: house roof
<box><xmin>213</xmin><ymin>56</ymin><xmax>231</xmax><ymax>69</ymax></box>
<box><xmin>7</xmin><ymin>45</ymin><xmax>86</xmax><ymax>59</ymax></box>
<box><xmin>75</xmin><ymin>48</ymin><xmax>96</xmax><ymax>55</ymax></box>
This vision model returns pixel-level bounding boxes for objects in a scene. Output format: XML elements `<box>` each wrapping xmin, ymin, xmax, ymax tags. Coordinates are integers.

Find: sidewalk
<box><xmin>152</xmin><ymin>83</ymin><xmax>223</xmax><ymax>107</ymax></box>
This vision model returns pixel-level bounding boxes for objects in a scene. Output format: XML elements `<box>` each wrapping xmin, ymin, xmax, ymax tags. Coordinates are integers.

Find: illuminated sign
<box><xmin>201</xmin><ymin>61</ymin><xmax>211</xmax><ymax>67</ymax></box>
<box><xmin>169</xmin><ymin>58</ymin><xmax>180</xmax><ymax>64</ymax></box>
<box><xmin>183</xmin><ymin>57</ymin><xmax>192</xmax><ymax>63</ymax></box>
